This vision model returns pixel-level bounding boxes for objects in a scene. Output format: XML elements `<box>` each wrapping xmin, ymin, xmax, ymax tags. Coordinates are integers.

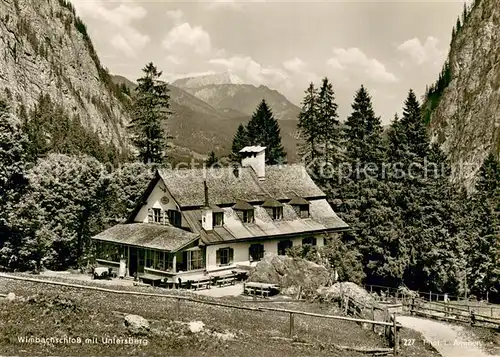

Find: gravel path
<box><xmin>397</xmin><ymin>315</ymin><xmax>492</xmax><ymax>357</ymax></box>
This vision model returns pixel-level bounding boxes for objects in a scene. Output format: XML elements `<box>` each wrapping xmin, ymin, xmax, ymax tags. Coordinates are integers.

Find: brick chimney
<box><xmin>240</xmin><ymin>146</ymin><xmax>266</xmax><ymax>180</ymax></box>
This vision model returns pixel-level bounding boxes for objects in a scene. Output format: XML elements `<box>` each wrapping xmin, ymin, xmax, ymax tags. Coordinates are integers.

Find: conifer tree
<box><xmin>129</xmin><ymin>62</ymin><xmax>171</xmax><ymax>164</ymax></box>
<box><xmin>466</xmin><ymin>153</ymin><xmax>500</xmax><ymax>298</ymax></box>
<box><xmin>317</xmin><ymin>78</ymin><xmax>341</xmax><ymax>169</ymax></box>
<box><xmin>230</xmin><ymin>123</ymin><xmax>248</xmax><ymax>163</ymax></box>
<box><xmin>297</xmin><ymin>83</ymin><xmax>320</xmax><ymax>164</ymax></box>
<box><xmin>344</xmin><ymin>85</ymin><xmax>385</xmax><ymax>167</ymax></box>
<box><xmin>246</xmin><ymin>99</ymin><xmax>286</xmax><ymax>165</ymax></box>
<box><xmin>206</xmin><ymin>151</ymin><xmax>218</xmax><ymax>167</ymax></box>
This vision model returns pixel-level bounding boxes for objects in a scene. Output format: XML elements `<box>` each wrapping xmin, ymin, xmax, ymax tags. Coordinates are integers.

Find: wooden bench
<box><xmin>138</xmin><ymin>274</ymin><xmax>163</xmax><ymax>287</ymax></box>
<box><xmin>216</xmin><ymin>276</ymin><xmax>236</xmax><ymax>287</ymax></box>
<box><xmin>191</xmin><ymin>280</ymin><xmax>211</xmax><ymax>290</ymax></box>
<box><xmin>243</xmin><ymin>282</ymin><xmax>279</xmax><ymax>297</ymax></box>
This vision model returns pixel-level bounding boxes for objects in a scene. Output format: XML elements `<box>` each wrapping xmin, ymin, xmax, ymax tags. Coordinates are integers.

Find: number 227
<box><xmin>402</xmin><ymin>339</ymin><xmax>415</xmax><ymax>346</ymax></box>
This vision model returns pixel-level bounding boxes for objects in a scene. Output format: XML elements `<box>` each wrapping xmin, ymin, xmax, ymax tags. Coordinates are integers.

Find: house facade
<box><xmin>91</xmin><ymin>146</ymin><xmax>350</xmax><ymax>283</ymax></box>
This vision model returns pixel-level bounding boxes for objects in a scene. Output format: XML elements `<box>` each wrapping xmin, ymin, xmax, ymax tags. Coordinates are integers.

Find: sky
<box><xmin>72</xmin><ymin>0</ymin><xmax>469</xmax><ymax>124</ymax></box>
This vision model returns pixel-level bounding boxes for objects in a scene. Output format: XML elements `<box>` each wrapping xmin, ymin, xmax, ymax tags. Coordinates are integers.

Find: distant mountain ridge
<box><xmin>173</xmin><ymin>73</ymin><xmax>301</xmax><ymax>121</ymax></box>
<box><xmin>112</xmin><ymin>74</ymin><xmax>301</xmax><ymax>161</ymax></box>
<box><xmin>172</xmin><ymin>72</ymin><xmax>244</xmax><ymax>88</ymax></box>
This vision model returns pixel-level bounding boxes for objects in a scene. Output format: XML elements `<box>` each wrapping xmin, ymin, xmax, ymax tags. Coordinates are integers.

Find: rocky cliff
<box><xmin>425</xmin><ymin>0</ymin><xmax>500</xmax><ymax>188</ymax></box>
<box><xmin>0</xmin><ymin>0</ymin><xmax>129</xmax><ymax>148</ymax></box>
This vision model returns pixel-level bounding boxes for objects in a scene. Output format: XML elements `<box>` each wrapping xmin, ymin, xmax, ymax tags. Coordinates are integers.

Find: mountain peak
<box><xmin>173</xmin><ymin>72</ymin><xmax>244</xmax><ymax>89</ymax></box>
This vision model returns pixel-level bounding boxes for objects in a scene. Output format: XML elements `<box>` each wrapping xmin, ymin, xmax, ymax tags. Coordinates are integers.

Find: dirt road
<box><xmin>397</xmin><ymin>315</ymin><xmax>492</xmax><ymax>357</ymax></box>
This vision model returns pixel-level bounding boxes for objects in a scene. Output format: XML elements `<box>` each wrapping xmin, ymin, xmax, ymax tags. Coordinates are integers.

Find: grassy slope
<box><xmin>0</xmin><ymin>275</ymin><xmax>439</xmax><ymax>357</ymax></box>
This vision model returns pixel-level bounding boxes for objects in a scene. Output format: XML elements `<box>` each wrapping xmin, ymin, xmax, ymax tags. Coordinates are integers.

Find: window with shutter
<box><xmin>216</xmin><ymin>249</ymin><xmax>221</xmax><ymax>265</ymax></box>
<box><xmin>277</xmin><ymin>240</ymin><xmax>293</xmax><ymax>255</ymax></box>
<box><xmin>217</xmin><ymin>247</ymin><xmax>232</xmax><ymax>266</ymax></box>
<box><xmin>302</xmin><ymin>237</ymin><xmax>317</xmax><ymax>246</ymax></box>
<box><xmin>168</xmin><ymin>210</ymin><xmax>182</xmax><ymax>227</ymax></box>
<box><xmin>249</xmin><ymin>244</ymin><xmax>264</xmax><ymax>261</ymax></box>
<box><xmin>147</xmin><ymin>208</ymin><xmax>153</xmax><ymax>223</ymax></box>
<box><xmin>152</xmin><ymin>208</ymin><xmax>161</xmax><ymax>223</ymax></box>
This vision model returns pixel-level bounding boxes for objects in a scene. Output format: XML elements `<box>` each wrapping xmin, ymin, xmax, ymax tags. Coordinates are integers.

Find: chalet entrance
<box><xmin>129</xmin><ymin>248</ymin><xmax>140</xmax><ymax>276</ymax></box>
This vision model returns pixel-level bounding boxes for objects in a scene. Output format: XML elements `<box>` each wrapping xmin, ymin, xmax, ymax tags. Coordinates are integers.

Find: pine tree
<box><xmin>206</xmin><ymin>151</ymin><xmax>218</xmax><ymax>167</ymax></box>
<box><xmin>230</xmin><ymin>123</ymin><xmax>248</xmax><ymax>163</ymax></box>
<box><xmin>297</xmin><ymin>83</ymin><xmax>320</xmax><ymax>164</ymax></box>
<box><xmin>246</xmin><ymin>99</ymin><xmax>286</xmax><ymax>165</ymax></box>
<box><xmin>466</xmin><ymin>153</ymin><xmax>500</xmax><ymax>298</ymax></box>
<box><xmin>344</xmin><ymin>85</ymin><xmax>385</xmax><ymax>168</ymax></box>
<box><xmin>317</xmin><ymin>78</ymin><xmax>341</xmax><ymax>169</ymax></box>
<box><xmin>129</xmin><ymin>62</ymin><xmax>171</xmax><ymax>164</ymax></box>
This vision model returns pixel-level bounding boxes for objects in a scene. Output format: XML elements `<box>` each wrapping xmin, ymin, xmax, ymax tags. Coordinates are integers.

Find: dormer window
<box><xmin>213</xmin><ymin>212</ymin><xmax>224</xmax><ymax>227</ymax></box>
<box><xmin>233</xmin><ymin>200</ymin><xmax>255</xmax><ymax>224</ymax></box>
<box><xmin>262</xmin><ymin>198</ymin><xmax>284</xmax><ymax>220</ymax></box>
<box><xmin>242</xmin><ymin>210</ymin><xmax>254</xmax><ymax>223</ymax></box>
<box><xmin>289</xmin><ymin>196</ymin><xmax>310</xmax><ymax>218</ymax></box>
<box><xmin>272</xmin><ymin>207</ymin><xmax>283</xmax><ymax>220</ymax></box>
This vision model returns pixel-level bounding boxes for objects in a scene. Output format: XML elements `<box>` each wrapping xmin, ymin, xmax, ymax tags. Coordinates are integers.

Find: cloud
<box><xmin>166</xmin><ymin>9</ymin><xmax>184</xmax><ymax>23</ymax></box>
<box><xmin>283</xmin><ymin>57</ymin><xmax>306</xmax><ymax>73</ymax></box>
<box><xmin>163</xmin><ymin>22</ymin><xmax>212</xmax><ymax>56</ymax></box>
<box><xmin>208</xmin><ymin>55</ymin><xmax>291</xmax><ymax>88</ymax></box>
<box><xmin>397</xmin><ymin>36</ymin><xmax>446</xmax><ymax>66</ymax></box>
<box><xmin>327</xmin><ymin>47</ymin><xmax>398</xmax><ymax>84</ymax></box>
<box><xmin>72</xmin><ymin>0</ymin><xmax>149</xmax><ymax>57</ymax></box>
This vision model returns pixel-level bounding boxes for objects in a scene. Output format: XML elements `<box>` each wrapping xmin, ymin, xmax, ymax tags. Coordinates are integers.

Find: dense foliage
<box><xmin>21</xmin><ymin>94</ymin><xmax>128</xmax><ymax>165</ymax></box>
<box><xmin>230</xmin><ymin>99</ymin><xmax>286</xmax><ymax>165</ymax></box>
<box><xmin>0</xmin><ymin>98</ymin><xmax>154</xmax><ymax>270</ymax></box>
<box><xmin>297</xmin><ymin>82</ymin><xmax>499</xmax><ymax>301</ymax></box>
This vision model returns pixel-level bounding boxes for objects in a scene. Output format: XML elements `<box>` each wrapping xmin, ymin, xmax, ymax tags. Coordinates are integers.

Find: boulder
<box><xmin>6</xmin><ymin>292</ymin><xmax>15</xmax><ymax>302</ymax></box>
<box><xmin>124</xmin><ymin>314</ymin><xmax>150</xmax><ymax>335</ymax></box>
<box><xmin>316</xmin><ymin>282</ymin><xmax>376</xmax><ymax>307</ymax></box>
<box><xmin>188</xmin><ymin>321</ymin><xmax>205</xmax><ymax>333</ymax></box>
<box><xmin>247</xmin><ymin>254</ymin><xmax>330</xmax><ymax>294</ymax></box>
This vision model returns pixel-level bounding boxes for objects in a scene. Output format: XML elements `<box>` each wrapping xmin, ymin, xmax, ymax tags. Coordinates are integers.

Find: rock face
<box><xmin>426</xmin><ymin>0</ymin><xmax>500</xmax><ymax>189</ymax></box>
<box><xmin>0</xmin><ymin>0</ymin><xmax>129</xmax><ymax>148</ymax></box>
<box><xmin>247</xmin><ymin>254</ymin><xmax>330</xmax><ymax>294</ymax></box>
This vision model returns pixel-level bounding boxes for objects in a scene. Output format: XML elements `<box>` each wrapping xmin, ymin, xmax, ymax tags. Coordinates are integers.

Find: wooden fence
<box><xmin>0</xmin><ymin>273</ymin><xmax>402</xmax><ymax>355</ymax></box>
<box><xmin>404</xmin><ymin>297</ymin><xmax>500</xmax><ymax>330</ymax></box>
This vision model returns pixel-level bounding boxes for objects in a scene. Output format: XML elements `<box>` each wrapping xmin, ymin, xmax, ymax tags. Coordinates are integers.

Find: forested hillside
<box><xmin>292</xmin><ymin>79</ymin><xmax>499</xmax><ymax>302</ymax></box>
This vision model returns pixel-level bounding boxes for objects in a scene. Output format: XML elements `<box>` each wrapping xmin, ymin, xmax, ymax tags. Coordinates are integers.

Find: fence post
<box><xmin>393</xmin><ymin>312</ymin><xmax>398</xmax><ymax>356</ymax></box>
<box><xmin>371</xmin><ymin>305</ymin><xmax>375</xmax><ymax>331</ymax></box>
<box><xmin>289</xmin><ymin>312</ymin><xmax>294</xmax><ymax>338</ymax></box>
<box><xmin>491</xmin><ymin>307</ymin><xmax>493</xmax><ymax>318</ymax></box>
<box><xmin>175</xmin><ymin>297</ymin><xmax>180</xmax><ymax>319</ymax></box>
<box><xmin>429</xmin><ymin>291</ymin><xmax>431</xmax><ymax>301</ymax></box>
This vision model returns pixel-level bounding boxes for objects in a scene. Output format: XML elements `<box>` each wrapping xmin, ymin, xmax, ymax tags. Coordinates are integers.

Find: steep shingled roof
<box><xmin>92</xmin><ymin>223</ymin><xmax>199</xmax><ymax>252</ymax></box>
<box><xmin>157</xmin><ymin>164</ymin><xmax>325</xmax><ymax>208</ymax></box>
<box><xmin>183</xmin><ymin>199</ymin><xmax>349</xmax><ymax>244</ymax></box>
<box><xmin>262</xmin><ymin>198</ymin><xmax>284</xmax><ymax>208</ymax></box>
